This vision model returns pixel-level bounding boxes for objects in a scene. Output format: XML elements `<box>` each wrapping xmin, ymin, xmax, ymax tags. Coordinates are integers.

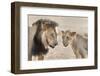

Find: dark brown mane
<box><xmin>32</xmin><ymin>19</ymin><xmax>58</xmax><ymax>28</ymax></box>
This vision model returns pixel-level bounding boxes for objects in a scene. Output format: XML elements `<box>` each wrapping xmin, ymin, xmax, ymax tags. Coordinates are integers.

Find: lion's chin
<box><xmin>63</xmin><ymin>44</ymin><xmax>68</xmax><ymax>47</ymax></box>
<box><xmin>45</xmin><ymin>48</ymin><xmax>49</xmax><ymax>51</ymax></box>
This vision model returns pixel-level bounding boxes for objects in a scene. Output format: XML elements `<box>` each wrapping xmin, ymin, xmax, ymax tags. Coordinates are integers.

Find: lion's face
<box><xmin>45</xmin><ymin>27</ymin><xmax>58</xmax><ymax>48</ymax></box>
<box><xmin>62</xmin><ymin>30</ymin><xmax>76</xmax><ymax>47</ymax></box>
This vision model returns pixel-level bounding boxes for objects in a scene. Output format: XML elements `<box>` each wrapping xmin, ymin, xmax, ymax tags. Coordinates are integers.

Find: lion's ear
<box><xmin>70</xmin><ymin>32</ymin><xmax>76</xmax><ymax>36</ymax></box>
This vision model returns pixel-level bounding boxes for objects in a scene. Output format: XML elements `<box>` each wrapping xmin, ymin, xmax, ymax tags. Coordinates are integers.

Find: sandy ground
<box><xmin>28</xmin><ymin>15</ymin><xmax>88</xmax><ymax>60</ymax></box>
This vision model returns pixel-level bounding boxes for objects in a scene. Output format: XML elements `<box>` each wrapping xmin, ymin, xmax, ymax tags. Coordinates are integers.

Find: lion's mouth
<box><xmin>49</xmin><ymin>45</ymin><xmax>55</xmax><ymax>48</ymax></box>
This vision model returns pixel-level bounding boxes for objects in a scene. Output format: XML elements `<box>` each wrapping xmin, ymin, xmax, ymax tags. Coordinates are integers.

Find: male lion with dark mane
<box><xmin>31</xmin><ymin>19</ymin><xmax>58</xmax><ymax>60</ymax></box>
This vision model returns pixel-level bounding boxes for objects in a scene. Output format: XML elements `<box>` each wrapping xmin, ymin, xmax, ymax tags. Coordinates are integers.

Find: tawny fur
<box><xmin>62</xmin><ymin>30</ymin><xmax>88</xmax><ymax>58</ymax></box>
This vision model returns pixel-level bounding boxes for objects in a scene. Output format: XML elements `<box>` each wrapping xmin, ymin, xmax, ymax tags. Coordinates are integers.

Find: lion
<box><xmin>31</xmin><ymin>19</ymin><xmax>58</xmax><ymax>60</ymax></box>
<box><xmin>61</xmin><ymin>30</ymin><xmax>88</xmax><ymax>58</ymax></box>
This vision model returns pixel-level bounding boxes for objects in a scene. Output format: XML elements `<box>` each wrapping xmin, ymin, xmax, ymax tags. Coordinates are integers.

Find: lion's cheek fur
<box><xmin>41</xmin><ymin>31</ymin><xmax>48</xmax><ymax>50</ymax></box>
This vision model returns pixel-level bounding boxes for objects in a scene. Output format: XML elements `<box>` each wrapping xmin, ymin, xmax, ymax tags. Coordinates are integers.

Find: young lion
<box><xmin>62</xmin><ymin>30</ymin><xmax>88</xmax><ymax>58</ymax></box>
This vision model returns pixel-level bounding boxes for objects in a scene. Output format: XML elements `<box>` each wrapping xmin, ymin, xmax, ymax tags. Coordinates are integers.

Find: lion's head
<box><xmin>62</xmin><ymin>30</ymin><xmax>76</xmax><ymax>47</ymax></box>
<box><xmin>32</xmin><ymin>19</ymin><xmax>58</xmax><ymax>55</ymax></box>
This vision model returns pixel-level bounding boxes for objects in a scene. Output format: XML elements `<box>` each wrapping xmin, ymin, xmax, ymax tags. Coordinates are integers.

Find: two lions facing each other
<box><xmin>31</xmin><ymin>19</ymin><xmax>88</xmax><ymax>60</ymax></box>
